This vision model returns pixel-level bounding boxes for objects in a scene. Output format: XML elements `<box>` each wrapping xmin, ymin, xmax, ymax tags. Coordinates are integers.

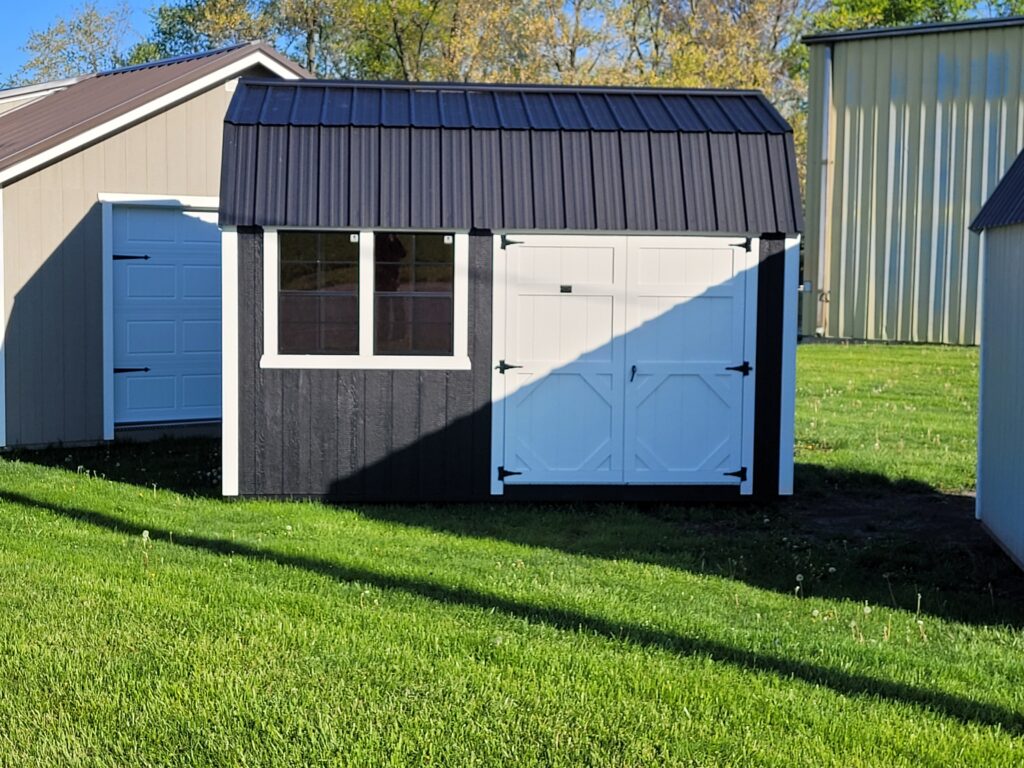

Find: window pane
<box><xmin>280</xmin><ymin>231</ymin><xmax>319</xmax><ymax>262</ymax></box>
<box><xmin>280</xmin><ymin>262</ymin><xmax>319</xmax><ymax>291</ymax></box>
<box><xmin>278</xmin><ymin>231</ymin><xmax>359</xmax><ymax>355</ymax></box>
<box><xmin>373</xmin><ymin>232</ymin><xmax>456</xmax><ymax>356</ymax></box>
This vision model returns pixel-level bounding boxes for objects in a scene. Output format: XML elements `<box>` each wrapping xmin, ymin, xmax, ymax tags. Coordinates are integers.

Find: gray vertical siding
<box><xmin>805</xmin><ymin>26</ymin><xmax>1024</xmax><ymax>343</ymax></box>
<box><xmin>236</xmin><ymin>230</ymin><xmax>494</xmax><ymax>500</ymax></box>
<box><xmin>977</xmin><ymin>226</ymin><xmax>1024</xmax><ymax>566</ymax></box>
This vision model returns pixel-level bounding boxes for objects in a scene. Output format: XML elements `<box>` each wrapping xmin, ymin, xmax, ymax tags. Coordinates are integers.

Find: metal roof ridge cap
<box><xmin>94</xmin><ymin>41</ymin><xmax>253</xmax><ymax>77</ymax></box>
<box><xmin>0</xmin><ymin>75</ymin><xmax>87</xmax><ymax>99</ymax></box>
<box><xmin>803</xmin><ymin>15</ymin><xmax>1024</xmax><ymax>44</ymax></box>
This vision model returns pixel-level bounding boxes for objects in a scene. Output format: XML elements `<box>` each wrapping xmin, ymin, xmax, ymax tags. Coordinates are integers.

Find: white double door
<box><xmin>497</xmin><ymin>234</ymin><xmax>757</xmax><ymax>489</ymax></box>
<box><xmin>112</xmin><ymin>206</ymin><xmax>222</xmax><ymax>425</ymax></box>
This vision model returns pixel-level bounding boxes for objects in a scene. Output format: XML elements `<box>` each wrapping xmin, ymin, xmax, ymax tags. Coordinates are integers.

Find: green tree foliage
<box><xmin>5</xmin><ymin>2</ymin><xmax>136</xmax><ymax>86</ymax></box>
<box><xmin>135</xmin><ymin>0</ymin><xmax>272</xmax><ymax>60</ymax></box>
<box><xmin>811</xmin><ymin>0</ymin><xmax>974</xmax><ymax>32</ymax></box>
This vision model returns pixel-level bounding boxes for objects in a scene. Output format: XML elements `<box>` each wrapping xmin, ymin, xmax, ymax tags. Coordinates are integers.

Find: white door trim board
<box><xmin>222</xmin><ymin>227</ymin><xmax>239</xmax><ymax>496</ymax></box>
<box><xmin>103</xmin><ymin>198</ymin><xmax>222</xmax><ymax>437</ymax></box>
<box><xmin>490</xmin><ymin>235</ymin><xmax>508</xmax><ymax>495</ymax></box>
<box><xmin>739</xmin><ymin>239</ymin><xmax>760</xmax><ymax>495</ymax></box>
<box><xmin>779</xmin><ymin>236</ymin><xmax>801</xmax><ymax>495</ymax></box>
<box><xmin>0</xmin><ymin>51</ymin><xmax>301</xmax><ymax>185</ymax></box>
<box><xmin>0</xmin><ymin>186</ymin><xmax>6</xmax><ymax>447</ymax></box>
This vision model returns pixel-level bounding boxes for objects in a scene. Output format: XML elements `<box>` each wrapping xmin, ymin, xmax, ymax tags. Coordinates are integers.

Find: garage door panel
<box><xmin>113</xmin><ymin>206</ymin><xmax>221</xmax><ymax>424</ymax></box>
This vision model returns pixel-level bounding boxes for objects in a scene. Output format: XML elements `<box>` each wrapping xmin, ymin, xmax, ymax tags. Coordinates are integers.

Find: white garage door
<box><xmin>496</xmin><ymin>234</ymin><xmax>757</xmax><ymax>490</ymax></box>
<box><xmin>112</xmin><ymin>206</ymin><xmax>221</xmax><ymax>425</ymax></box>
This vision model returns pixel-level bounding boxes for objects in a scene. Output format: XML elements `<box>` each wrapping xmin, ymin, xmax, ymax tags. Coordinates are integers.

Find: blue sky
<box><xmin>0</xmin><ymin>1</ymin><xmax>154</xmax><ymax>78</ymax></box>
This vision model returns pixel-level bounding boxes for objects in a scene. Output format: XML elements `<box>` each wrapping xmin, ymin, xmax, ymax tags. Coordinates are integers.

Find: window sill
<box><xmin>259</xmin><ymin>354</ymin><xmax>472</xmax><ymax>371</ymax></box>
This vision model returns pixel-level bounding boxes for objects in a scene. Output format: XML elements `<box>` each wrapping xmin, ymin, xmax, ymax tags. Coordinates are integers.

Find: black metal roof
<box><xmin>804</xmin><ymin>16</ymin><xmax>1024</xmax><ymax>44</ymax></box>
<box><xmin>971</xmin><ymin>151</ymin><xmax>1024</xmax><ymax>232</ymax></box>
<box><xmin>220</xmin><ymin>79</ymin><xmax>802</xmax><ymax>234</ymax></box>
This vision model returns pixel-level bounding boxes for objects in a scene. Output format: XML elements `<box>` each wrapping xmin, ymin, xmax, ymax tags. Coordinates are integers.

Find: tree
<box><xmin>810</xmin><ymin>0</ymin><xmax>973</xmax><ymax>32</ymax></box>
<box><xmin>135</xmin><ymin>0</ymin><xmax>272</xmax><ymax>60</ymax></box>
<box><xmin>6</xmin><ymin>2</ymin><xmax>136</xmax><ymax>86</ymax></box>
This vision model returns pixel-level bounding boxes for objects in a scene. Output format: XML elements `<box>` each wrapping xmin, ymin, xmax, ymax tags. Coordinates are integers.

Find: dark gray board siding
<box><xmin>236</xmin><ymin>229</ymin><xmax>493</xmax><ymax>501</ymax></box>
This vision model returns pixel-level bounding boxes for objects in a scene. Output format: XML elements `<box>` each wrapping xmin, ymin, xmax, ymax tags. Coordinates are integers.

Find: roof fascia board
<box><xmin>0</xmin><ymin>50</ymin><xmax>301</xmax><ymax>186</ymax></box>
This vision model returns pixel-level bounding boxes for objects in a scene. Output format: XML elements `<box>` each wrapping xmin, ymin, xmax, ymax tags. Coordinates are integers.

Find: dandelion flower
<box><xmin>141</xmin><ymin>530</ymin><xmax>150</xmax><ymax>542</ymax></box>
<box><xmin>795</xmin><ymin>574</ymin><xmax>804</xmax><ymax>583</ymax></box>
<box><xmin>828</xmin><ymin>566</ymin><xmax>837</xmax><ymax>574</ymax></box>
<box><xmin>863</xmin><ymin>603</ymin><xmax>872</xmax><ymax>615</ymax></box>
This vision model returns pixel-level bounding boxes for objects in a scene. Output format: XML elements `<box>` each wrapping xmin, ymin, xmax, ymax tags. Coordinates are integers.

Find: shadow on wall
<box><xmin>5</xmin><ymin>204</ymin><xmax>105</xmax><ymax>447</ymax></box>
<box><xmin>4</xmin><ymin>486</ymin><xmax>1024</xmax><ymax>735</ymax></box>
<box><xmin>311</xmin><ymin>249</ymin><xmax>772</xmax><ymax>503</ymax></box>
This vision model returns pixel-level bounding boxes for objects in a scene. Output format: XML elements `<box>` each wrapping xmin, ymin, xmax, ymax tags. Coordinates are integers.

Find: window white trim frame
<box><xmin>0</xmin><ymin>51</ymin><xmax>302</xmax><ymax>185</ymax></box>
<box><xmin>222</xmin><ymin>227</ymin><xmax>240</xmax><ymax>496</ymax></box>
<box><xmin>779</xmin><ymin>235</ymin><xmax>801</xmax><ymax>495</ymax></box>
<box><xmin>261</xmin><ymin>228</ymin><xmax>471</xmax><ymax>370</ymax></box>
<box><xmin>101</xmin><ymin>194</ymin><xmax>221</xmax><ymax>440</ymax></box>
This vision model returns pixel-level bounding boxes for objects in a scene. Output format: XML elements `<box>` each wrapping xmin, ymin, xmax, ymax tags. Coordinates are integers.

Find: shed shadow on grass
<box><xmin>4</xmin><ymin>487</ymin><xmax>1024</xmax><ymax>738</ymax></box>
<box><xmin>7</xmin><ymin>438</ymin><xmax>1024</xmax><ymax>627</ymax></box>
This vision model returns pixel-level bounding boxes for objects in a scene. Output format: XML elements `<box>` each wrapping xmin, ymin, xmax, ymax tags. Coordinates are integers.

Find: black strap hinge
<box><xmin>726</xmin><ymin>361</ymin><xmax>752</xmax><ymax>376</ymax></box>
<box><xmin>501</xmin><ymin>234</ymin><xmax>523</xmax><ymax>249</ymax></box>
<box><xmin>730</xmin><ymin>237</ymin><xmax>752</xmax><ymax>252</ymax></box>
<box><xmin>113</xmin><ymin>254</ymin><xmax>150</xmax><ymax>261</ymax></box>
<box><xmin>496</xmin><ymin>360</ymin><xmax>522</xmax><ymax>374</ymax></box>
<box><xmin>497</xmin><ymin>466</ymin><xmax>522</xmax><ymax>481</ymax></box>
<box><xmin>723</xmin><ymin>467</ymin><xmax>747</xmax><ymax>482</ymax></box>
<box><xmin>114</xmin><ymin>367</ymin><xmax>150</xmax><ymax>373</ymax></box>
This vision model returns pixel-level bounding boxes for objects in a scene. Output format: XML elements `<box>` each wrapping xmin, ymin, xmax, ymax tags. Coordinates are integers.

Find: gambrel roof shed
<box><xmin>219</xmin><ymin>79</ymin><xmax>803</xmax><ymax>235</ymax></box>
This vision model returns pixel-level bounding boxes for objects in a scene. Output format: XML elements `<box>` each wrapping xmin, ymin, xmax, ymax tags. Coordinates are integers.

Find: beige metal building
<box><xmin>970</xmin><ymin>150</ymin><xmax>1024</xmax><ymax>569</ymax></box>
<box><xmin>804</xmin><ymin>17</ymin><xmax>1024</xmax><ymax>344</ymax></box>
<box><xmin>0</xmin><ymin>43</ymin><xmax>305</xmax><ymax>448</ymax></box>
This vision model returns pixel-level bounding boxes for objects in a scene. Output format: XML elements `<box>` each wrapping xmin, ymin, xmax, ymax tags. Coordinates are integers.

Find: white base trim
<box><xmin>779</xmin><ymin>236</ymin><xmax>801</xmax><ymax>495</ymax></box>
<box><xmin>222</xmin><ymin>227</ymin><xmax>239</xmax><ymax>496</ymax></box>
<box><xmin>739</xmin><ymin>238</ymin><xmax>761</xmax><ymax>496</ymax></box>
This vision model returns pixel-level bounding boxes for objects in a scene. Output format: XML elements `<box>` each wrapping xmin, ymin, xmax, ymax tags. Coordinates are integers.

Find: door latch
<box><xmin>630</xmin><ymin>364</ymin><xmax>637</xmax><ymax>382</ymax></box>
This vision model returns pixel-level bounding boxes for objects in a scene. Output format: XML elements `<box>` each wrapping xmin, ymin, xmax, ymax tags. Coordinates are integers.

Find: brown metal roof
<box><xmin>0</xmin><ymin>42</ymin><xmax>307</xmax><ymax>180</ymax></box>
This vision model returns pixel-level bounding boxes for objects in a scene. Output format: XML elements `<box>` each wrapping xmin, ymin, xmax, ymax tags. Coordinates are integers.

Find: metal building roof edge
<box><xmin>971</xmin><ymin>150</ymin><xmax>1024</xmax><ymax>232</ymax></box>
<box><xmin>803</xmin><ymin>15</ymin><xmax>1024</xmax><ymax>45</ymax></box>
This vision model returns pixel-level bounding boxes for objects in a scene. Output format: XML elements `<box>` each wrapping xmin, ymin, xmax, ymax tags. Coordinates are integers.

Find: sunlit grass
<box><xmin>0</xmin><ymin>343</ymin><xmax>1019</xmax><ymax>766</ymax></box>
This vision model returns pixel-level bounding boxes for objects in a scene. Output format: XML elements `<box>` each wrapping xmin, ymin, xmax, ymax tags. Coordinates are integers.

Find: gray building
<box><xmin>804</xmin><ymin>17</ymin><xmax>1024</xmax><ymax>344</ymax></box>
<box><xmin>218</xmin><ymin>79</ymin><xmax>803</xmax><ymax>501</ymax></box>
<box><xmin>970</xmin><ymin>150</ymin><xmax>1024</xmax><ymax>569</ymax></box>
<box><xmin>0</xmin><ymin>43</ymin><xmax>306</xmax><ymax>448</ymax></box>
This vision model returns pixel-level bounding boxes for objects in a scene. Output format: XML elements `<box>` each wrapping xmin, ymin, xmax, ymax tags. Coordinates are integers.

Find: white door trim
<box><xmin>490</xmin><ymin>235</ymin><xmax>508</xmax><ymax>495</ymax></box>
<box><xmin>739</xmin><ymin>238</ymin><xmax>760</xmax><ymax>496</ymax></box>
<box><xmin>101</xmin><ymin>195</ymin><xmax>221</xmax><ymax>439</ymax></box>
<box><xmin>222</xmin><ymin>227</ymin><xmax>239</xmax><ymax>496</ymax></box>
<box><xmin>779</xmin><ymin>236</ymin><xmax>801</xmax><ymax>495</ymax></box>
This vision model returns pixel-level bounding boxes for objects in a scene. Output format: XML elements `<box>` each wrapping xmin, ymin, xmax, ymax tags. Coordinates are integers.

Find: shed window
<box><xmin>262</xmin><ymin>229</ymin><xmax>470</xmax><ymax>371</ymax></box>
<box><xmin>278</xmin><ymin>232</ymin><xmax>359</xmax><ymax>354</ymax></box>
<box><xmin>374</xmin><ymin>233</ymin><xmax>454</xmax><ymax>356</ymax></box>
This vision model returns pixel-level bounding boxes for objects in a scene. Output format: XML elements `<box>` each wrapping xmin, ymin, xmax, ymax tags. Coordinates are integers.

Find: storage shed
<box><xmin>970</xmin><ymin>150</ymin><xmax>1024</xmax><ymax>569</ymax></box>
<box><xmin>0</xmin><ymin>43</ymin><xmax>306</xmax><ymax>449</ymax></box>
<box><xmin>219</xmin><ymin>79</ymin><xmax>803</xmax><ymax>501</ymax></box>
<box><xmin>804</xmin><ymin>17</ymin><xmax>1024</xmax><ymax>344</ymax></box>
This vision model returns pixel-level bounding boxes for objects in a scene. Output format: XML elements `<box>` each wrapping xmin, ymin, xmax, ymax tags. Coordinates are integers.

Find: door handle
<box><xmin>630</xmin><ymin>365</ymin><xmax>637</xmax><ymax>382</ymax></box>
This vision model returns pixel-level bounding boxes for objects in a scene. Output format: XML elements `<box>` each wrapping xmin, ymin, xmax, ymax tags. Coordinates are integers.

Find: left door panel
<box><xmin>112</xmin><ymin>206</ymin><xmax>221</xmax><ymax>424</ymax></box>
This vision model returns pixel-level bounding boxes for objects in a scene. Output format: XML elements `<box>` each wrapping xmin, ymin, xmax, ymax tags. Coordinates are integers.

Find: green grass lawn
<box><xmin>2</xmin><ymin>343</ymin><xmax>1022</xmax><ymax>766</ymax></box>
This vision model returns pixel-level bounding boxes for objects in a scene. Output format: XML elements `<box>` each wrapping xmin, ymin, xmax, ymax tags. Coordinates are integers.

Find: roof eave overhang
<box><xmin>0</xmin><ymin>49</ymin><xmax>304</xmax><ymax>186</ymax></box>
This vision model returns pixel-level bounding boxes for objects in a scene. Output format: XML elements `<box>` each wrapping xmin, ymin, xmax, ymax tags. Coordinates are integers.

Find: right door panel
<box><xmin>622</xmin><ymin>238</ymin><xmax>752</xmax><ymax>485</ymax></box>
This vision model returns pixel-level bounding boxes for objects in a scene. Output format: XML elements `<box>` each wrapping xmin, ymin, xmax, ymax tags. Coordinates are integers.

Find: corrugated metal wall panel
<box><xmin>560</xmin><ymin>131</ymin><xmax>596</xmax><ymax>230</ymax></box>
<box><xmin>708</xmin><ymin>134</ymin><xmax>746</xmax><ymax>232</ymax></box>
<box><xmin>621</xmin><ymin>132</ymin><xmax>656</xmax><ymax>230</ymax></box>
<box><xmin>529</xmin><ymin>131</ymin><xmax>565</xmax><ymax>229</ymax></box>
<box><xmin>470</xmin><ymin>130</ymin><xmax>503</xmax><ymax>229</ymax></box>
<box><xmin>738</xmin><ymin>134</ymin><xmax>776</xmax><ymax>234</ymax></box>
<box><xmin>348</xmin><ymin>127</ymin><xmax>379</xmax><ymax>227</ymax></box>
<box><xmin>649</xmin><ymin>133</ymin><xmax>686</xmax><ymax>230</ymax></box>
<box><xmin>590</xmin><ymin>131</ymin><xmax>627</xmax><ymax>230</ymax></box>
<box><xmin>285</xmin><ymin>126</ymin><xmax>318</xmax><ymax>227</ymax></box>
<box><xmin>439</xmin><ymin>129</ymin><xmax>471</xmax><ymax>228</ymax></box>
<box><xmin>380</xmin><ymin>127</ymin><xmax>411</xmax><ymax>228</ymax></box>
<box><xmin>410</xmin><ymin>128</ymin><xmax>441</xmax><ymax>228</ymax></box>
<box><xmin>254</xmin><ymin>126</ymin><xmax>288</xmax><ymax>225</ymax></box>
<box><xmin>500</xmin><ymin>131</ymin><xmax>533</xmax><ymax>228</ymax></box>
<box><xmin>680</xmin><ymin>133</ymin><xmax>716</xmax><ymax>230</ymax></box>
<box><xmin>806</xmin><ymin>25</ymin><xmax>1024</xmax><ymax>344</ymax></box>
<box><xmin>318</xmin><ymin>126</ymin><xmax>349</xmax><ymax>228</ymax></box>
